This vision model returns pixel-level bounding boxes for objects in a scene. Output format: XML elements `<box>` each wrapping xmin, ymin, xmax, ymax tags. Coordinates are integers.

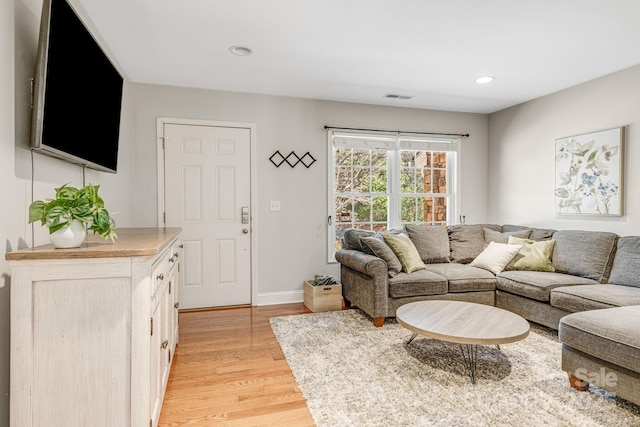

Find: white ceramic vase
<box><xmin>49</xmin><ymin>220</ymin><xmax>87</xmax><ymax>248</ymax></box>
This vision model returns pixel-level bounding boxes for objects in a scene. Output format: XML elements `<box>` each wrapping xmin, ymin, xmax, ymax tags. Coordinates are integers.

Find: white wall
<box><xmin>0</xmin><ymin>0</ymin><xmax>16</xmax><ymax>422</ymax></box>
<box><xmin>488</xmin><ymin>65</ymin><xmax>640</xmax><ymax>235</ymax></box>
<box><xmin>0</xmin><ymin>2</ymin><xmax>137</xmax><ymax>423</ymax></box>
<box><xmin>132</xmin><ymin>84</ymin><xmax>489</xmax><ymax>303</ymax></box>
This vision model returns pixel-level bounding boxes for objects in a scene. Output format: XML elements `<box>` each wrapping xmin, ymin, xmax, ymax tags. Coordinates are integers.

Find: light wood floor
<box><xmin>158</xmin><ymin>303</ymin><xmax>316</xmax><ymax>426</ymax></box>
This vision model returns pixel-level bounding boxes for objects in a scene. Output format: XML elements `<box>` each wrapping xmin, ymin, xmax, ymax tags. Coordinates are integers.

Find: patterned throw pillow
<box><xmin>505</xmin><ymin>236</ymin><xmax>556</xmax><ymax>272</ymax></box>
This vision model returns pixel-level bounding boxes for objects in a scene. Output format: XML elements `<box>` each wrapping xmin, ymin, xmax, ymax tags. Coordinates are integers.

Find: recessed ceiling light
<box><xmin>475</xmin><ymin>76</ymin><xmax>495</xmax><ymax>84</ymax></box>
<box><xmin>384</xmin><ymin>93</ymin><xmax>415</xmax><ymax>100</ymax></box>
<box><xmin>229</xmin><ymin>45</ymin><xmax>253</xmax><ymax>56</ymax></box>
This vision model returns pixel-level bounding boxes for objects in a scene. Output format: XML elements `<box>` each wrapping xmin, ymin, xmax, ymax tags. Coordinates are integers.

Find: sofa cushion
<box><xmin>470</xmin><ymin>241</ymin><xmax>522</xmax><ymax>275</ymax></box>
<box><xmin>559</xmin><ymin>306</ymin><xmax>640</xmax><ymax>374</ymax></box>
<box><xmin>383</xmin><ymin>233</ymin><xmax>426</xmax><ymax>273</ymax></box>
<box><xmin>360</xmin><ymin>236</ymin><xmax>403</xmax><ymax>278</ymax></box>
<box><xmin>552</xmin><ymin>230</ymin><xmax>618</xmax><ymax>282</ymax></box>
<box><xmin>496</xmin><ymin>271</ymin><xmax>599</xmax><ymax>302</ymax></box>
<box><xmin>343</xmin><ymin>229</ymin><xmax>375</xmax><ymax>251</ymax></box>
<box><xmin>388</xmin><ymin>269</ymin><xmax>448</xmax><ymax>298</ymax></box>
<box><xmin>424</xmin><ymin>263</ymin><xmax>497</xmax><ymax>293</ymax></box>
<box><xmin>447</xmin><ymin>224</ymin><xmax>485</xmax><ymax>264</ymax></box>
<box><xmin>609</xmin><ymin>236</ymin><xmax>640</xmax><ymax>288</ymax></box>
<box><xmin>483</xmin><ymin>227</ymin><xmax>531</xmax><ymax>244</ymax></box>
<box><xmin>550</xmin><ymin>284</ymin><xmax>640</xmax><ymax>312</ymax></box>
<box><xmin>503</xmin><ymin>224</ymin><xmax>556</xmax><ymax>241</ymax></box>
<box><xmin>505</xmin><ymin>237</ymin><xmax>555</xmax><ymax>272</ymax></box>
<box><xmin>404</xmin><ymin>224</ymin><xmax>450</xmax><ymax>263</ymax></box>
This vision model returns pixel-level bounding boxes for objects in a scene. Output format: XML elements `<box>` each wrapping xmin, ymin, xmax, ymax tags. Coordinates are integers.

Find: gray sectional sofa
<box><xmin>335</xmin><ymin>224</ymin><xmax>640</xmax><ymax>405</ymax></box>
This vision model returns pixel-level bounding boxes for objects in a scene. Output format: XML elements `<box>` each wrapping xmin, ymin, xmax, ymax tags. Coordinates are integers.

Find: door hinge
<box><xmin>160</xmin><ymin>136</ymin><xmax>166</xmax><ymax>149</ymax></box>
<box><xmin>163</xmin><ymin>212</ymin><xmax>166</xmax><ymax>225</ymax></box>
<box><xmin>150</xmin><ymin>317</ymin><xmax>154</xmax><ymax>336</ymax></box>
<box><xmin>169</xmin><ymin>280</ymin><xmax>171</xmax><ymax>295</ymax></box>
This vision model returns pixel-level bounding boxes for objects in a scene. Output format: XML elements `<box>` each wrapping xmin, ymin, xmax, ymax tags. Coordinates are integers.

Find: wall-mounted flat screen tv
<box><xmin>31</xmin><ymin>0</ymin><xmax>123</xmax><ymax>173</ymax></box>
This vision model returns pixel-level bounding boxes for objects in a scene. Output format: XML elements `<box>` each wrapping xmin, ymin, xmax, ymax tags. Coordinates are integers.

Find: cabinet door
<box><xmin>160</xmin><ymin>279</ymin><xmax>172</xmax><ymax>391</ymax></box>
<box><xmin>171</xmin><ymin>244</ymin><xmax>182</xmax><ymax>350</ymax></box>
<box><xmin>150</xmin><ymin>296</ymin><xmax>163</xmax><ymax>427</ymax></box>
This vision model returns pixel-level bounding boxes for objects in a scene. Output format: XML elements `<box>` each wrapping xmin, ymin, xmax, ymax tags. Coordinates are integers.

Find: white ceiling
<box><xmin>68</xmin><ymin>1</ymin><xmax>640</xmax><ymax>113</ymax></box>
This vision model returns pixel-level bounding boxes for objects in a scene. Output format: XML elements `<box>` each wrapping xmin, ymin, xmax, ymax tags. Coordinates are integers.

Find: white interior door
<box><xmin>163</xmin><ymin>123</ymin><xmax>252</xmax><ymax>309</ymax></box>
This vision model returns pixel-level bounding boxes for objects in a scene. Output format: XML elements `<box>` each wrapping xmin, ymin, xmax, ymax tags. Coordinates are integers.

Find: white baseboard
<box><xmin>256</xmin><ymin>290</ymin><xmax>304</xmax><ymax>306</ymax></box>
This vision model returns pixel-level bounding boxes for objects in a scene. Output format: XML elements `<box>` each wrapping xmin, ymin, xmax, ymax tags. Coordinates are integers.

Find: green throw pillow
<box><xmin>382</xmin><ymin>233</ymin><xmax>426</xmax><ymax>273</ymax></box>
<box><xmin>505</xmin><ymin>236</ymin><xmax>556</xmax><ymax>272</ymax></box>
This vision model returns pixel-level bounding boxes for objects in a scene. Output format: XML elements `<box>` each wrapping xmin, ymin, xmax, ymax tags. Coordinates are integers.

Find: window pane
<box><xmin>335</xmin><ymin>196</ymin><xmax>352</xmax><ymax>222</ymax></box>
<box><xmin>353</xmin><ymin>197</ymin><xmax>372</xmax><ymax>222</ymax></box>
<box><xmin>336</xmin><ymin>148</ymin><xmax>352</xmax><ymax>166</ymax></box>
<box><xmin>353</xmin><ymin>223</ymin><xmax>372</xmax><ymax>230</ymax></box>
<box><xmin>417</xmin><ymin>169</ymin><xmax>431</xmax><ymax>193</ymax></box>
<box><xmin>400</xmin><ymin>151</ymin><xmax>415</xmax><ymax>167</ymax></box>
<box><xmin>401</xmin><ymin>197</ymin><xmax>416</xmax><ymax>222</ymax></box>
<box><xmin>352</xmin><ymin>167</ymin><xmax>371</xmax><ymax>192</ymax></box>
<box><xmin>400</xmin><ymin>168</ymin><xmax>415</xmax><ymax>193</ymax></box>
<box><xmin>423</xmin><ymin>197</ymin><xmax>433</xmax><ymax>222</ymax></box>
<box><xmin>433</xmin><ymin>152</ymin><xmax>447</xmax><ymax>168</ymax></box>
<box><xmin>415</xmin><ymin>151</ymin><xmax>430</xmax><ymax>168</ymax></box>
<box><xmin>434</xmin><ymin>168</ymin><xmax>447</xmax><ymax>193</ymax></box>
<box><xmin>371</xmin><ymin>168</ymin><xmax>387</xmax><ymax>192</ymax></box>
<box><xmin>416</xmin><ymin>197</ymin><xmax>425</xmax><ymax>222</ymax></box>
<box><xmin>434</xmin><ymin>197</ymin><xmax>447</xmax><ymax>223</ymax></box>
<box><xmin>372</xmin><ymin>149</ymin><xmax>387</xmax><ymax>167</ymax></box>
<box><xmin>353</xmin><ymin>149</ymin><xmax>370</xmax><ymax>166</ymax></box>
<box><xmin>335</xmin><ymin>167</ymin><xmax>352</xmax><ymax>193</ymax></box>
<box><xmin>335</xmin><ymin>224</ymin><xmax>352</xmax><ymax>250</ymax></box>
<box><xmin>372</xmin><ymin>196</ymin><xmax>388</xmax><ymax>222</ymax></box>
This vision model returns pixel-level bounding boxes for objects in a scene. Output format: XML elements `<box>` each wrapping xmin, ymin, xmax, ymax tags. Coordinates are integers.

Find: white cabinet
<box><xmin>7</xmin><ymin>228</ymin><xmax>182</xmax><ymax>427</ymax></box>
<box><xmin>150</xmin><ymin>239</ymin><xmax>181</xmax><ymax>427</ymax></box>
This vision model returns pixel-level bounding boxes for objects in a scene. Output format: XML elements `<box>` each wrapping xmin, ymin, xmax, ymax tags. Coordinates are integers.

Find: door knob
<box><xmin>242</xmin><ymin>228</ymin><xmax>249</xmax><ymax>234</ymax></box>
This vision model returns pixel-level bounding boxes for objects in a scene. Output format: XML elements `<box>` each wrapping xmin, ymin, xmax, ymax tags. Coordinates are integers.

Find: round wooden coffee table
<box><xmin>396</xmin><ymin>300</ymin><xmax>530</xmax><ymax>383</ymax></box>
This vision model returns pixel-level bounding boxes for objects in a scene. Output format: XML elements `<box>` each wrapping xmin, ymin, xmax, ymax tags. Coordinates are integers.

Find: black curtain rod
<box><xmin>324</xmin><ymin>125</ymin><xmax>469</xmax><ymax>138</ymax></box>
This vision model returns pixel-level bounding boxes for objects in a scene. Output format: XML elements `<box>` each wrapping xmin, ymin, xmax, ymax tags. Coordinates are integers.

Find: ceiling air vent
<box><xmin>384</xmin><ymin>93</ymin><xmax>414</xmax><ymax>100</ymax></box>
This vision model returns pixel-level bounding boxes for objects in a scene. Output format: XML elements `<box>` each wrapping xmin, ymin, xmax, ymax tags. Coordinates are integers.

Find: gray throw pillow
<box><xmin>360</xmin><ymin>235</ymin><xmax>403</xmax><ymax>277</ymax></box>
<box><xmin>483</xmin><ymin>227</ymin><xmax>531</xmax><ymax>244</ymax></box>
<box><xmin>607</xmin><ymin>236</ymin><xmax>640</xmax><ymax>288</ymax></box>
<box><xmin>447</xmin><ymin>224</ymin><xmax>485</xmax><ymax>264</ymax></box>
<box><xmin>404</xmin><ymin>224</ymin><xmax>450</xmax><ymax>263</ymax></box>
<box><xmin>342</xmin><ymin>229</ymin><xmax>375</xmax><ymax>251</ymax></box>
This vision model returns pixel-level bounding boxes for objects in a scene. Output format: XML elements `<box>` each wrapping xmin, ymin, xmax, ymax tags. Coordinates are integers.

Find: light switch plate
<box><xmin>270</xmin><ymin>200</ymin><xmax>281</xmax><ymax>211</ymax></box>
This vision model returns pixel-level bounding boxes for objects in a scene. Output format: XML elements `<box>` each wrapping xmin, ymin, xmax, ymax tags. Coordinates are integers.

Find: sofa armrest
<box><xmin>335</xmin><ymin>249</ymin><xmax>390</xmax><ymax>325</ymax></box>
<box><xmin>335</xmin><ymin>249</ymin><xmax>388</xmax><ymax>277</ymax></box>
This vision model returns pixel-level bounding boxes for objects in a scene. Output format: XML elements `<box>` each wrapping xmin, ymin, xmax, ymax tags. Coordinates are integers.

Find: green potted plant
<box><xmin>28</xmin><ymin>183</ymin><xmax>117</xmax><ymax>248</ymax></box>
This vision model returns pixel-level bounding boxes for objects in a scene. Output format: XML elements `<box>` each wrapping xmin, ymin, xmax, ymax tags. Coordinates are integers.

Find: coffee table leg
<box><xmin>406</xmin><ymin>332</ymin><xmax>418</xmax><ymax>345</ymax></box>
<box><xmin>459</xmin><ymin>344</ymin><xmax>479</xmax><ymax>384</ymax></box>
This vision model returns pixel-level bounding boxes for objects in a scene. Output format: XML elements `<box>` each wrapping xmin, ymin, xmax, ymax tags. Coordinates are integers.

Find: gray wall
<box><xmin>488</xmin><ymin>65</ymin><xmax>640</xmax><ymax>235</ymax></box>
<box><xmin>132</xmin><ymin>84</ymin><xmax>490</xmax><ymax>302</ymax></box>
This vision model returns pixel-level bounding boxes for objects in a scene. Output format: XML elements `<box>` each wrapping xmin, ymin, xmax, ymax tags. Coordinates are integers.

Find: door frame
<box><xmin>156</xmin><ymin>117</ymin><xmax>258</xmax><ymax>306</ymax></box>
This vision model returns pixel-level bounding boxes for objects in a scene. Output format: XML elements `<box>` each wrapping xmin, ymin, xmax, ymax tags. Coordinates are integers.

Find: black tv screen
<box><xmin>31</xmin><ymin>0</ymin><xmax>123</xmax><ymax>173</ymax></box>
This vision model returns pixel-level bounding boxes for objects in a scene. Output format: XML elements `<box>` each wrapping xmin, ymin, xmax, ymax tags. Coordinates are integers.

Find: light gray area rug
<box><xmin>270</xmin><ymin>309</ymin><xmax>640</xmax><ymax>427</ymax></box>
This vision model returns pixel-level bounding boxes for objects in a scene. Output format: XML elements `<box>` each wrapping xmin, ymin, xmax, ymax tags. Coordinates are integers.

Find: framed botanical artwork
<box><xmin>555</xmin><ymin>127</ymin><xmax>624</xmax><ymax>216</ymax></box>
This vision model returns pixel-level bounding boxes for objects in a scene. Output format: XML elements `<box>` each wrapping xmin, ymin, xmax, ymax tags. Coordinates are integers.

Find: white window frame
<box><xmin>327</xmin><ymin>130</ymin><xmax>462</xmax><ymax>262</ymax></box>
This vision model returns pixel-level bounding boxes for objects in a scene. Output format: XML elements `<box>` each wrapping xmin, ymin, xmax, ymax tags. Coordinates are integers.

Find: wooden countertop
<box><xmin>5</xmin><ymin>227</ymin><xmax>182</xmax><ymax>261</ymax></box>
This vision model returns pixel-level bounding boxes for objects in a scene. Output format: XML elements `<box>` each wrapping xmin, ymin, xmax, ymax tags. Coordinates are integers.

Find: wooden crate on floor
<box><xmin>303</xmin><ymin>280</ymin><xmax>342</xmax><ymax>312</ymax></box>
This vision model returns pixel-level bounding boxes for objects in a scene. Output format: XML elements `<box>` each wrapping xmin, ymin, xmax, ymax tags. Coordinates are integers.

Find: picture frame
<box><xmin>555</xmin><ymin>127</ymin><xmax>624</xmax><ymax>216</ymax></box>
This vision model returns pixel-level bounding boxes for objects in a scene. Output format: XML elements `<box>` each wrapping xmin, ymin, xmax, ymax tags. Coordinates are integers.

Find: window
<box><xmin>328</xmin><ymin>131</ymin><xmax>461</xmax><ymax>261</ymax></box>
